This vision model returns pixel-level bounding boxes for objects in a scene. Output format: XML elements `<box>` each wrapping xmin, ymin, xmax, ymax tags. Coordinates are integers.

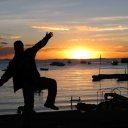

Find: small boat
<box><xmin>87</xmin><ymin>62</ymin><xmax>91</xmax><ymax>65</ymax></box>
<box><xmin>111</xmin><ymin>60</ymin><xmax>118</xmax><ymax>65</ymax></box>
<box><xmin>40</xmin><ymin>68</ymin><xmax>49</xmax><ymax>71</ymax></box>
<box><xmin>67</xmin><ymin>60</ymin><xmax>72</xmax><ymax>64</ymax></box>
<box><xmin>50</xmin><ymin>62</ymin><xmax>65</xmax><ymax>66</ymax></box>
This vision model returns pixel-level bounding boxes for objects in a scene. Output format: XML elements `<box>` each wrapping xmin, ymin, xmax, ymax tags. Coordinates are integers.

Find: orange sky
<box><xmin>0</xmin><ymin>0</ymin><xmax>128</xmax><ymax>60</ymax></box>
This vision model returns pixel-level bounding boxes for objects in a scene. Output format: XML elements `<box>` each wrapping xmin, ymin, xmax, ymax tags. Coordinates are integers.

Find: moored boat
<box><xmin>50</xmin><ymin>62</ymin><xmax>65</xmax><ymax>66</ymax></box>
<box><xmin>40</xmin><ymin>68</ymin><xmax>49</xmax><ymax>71</ymax></box>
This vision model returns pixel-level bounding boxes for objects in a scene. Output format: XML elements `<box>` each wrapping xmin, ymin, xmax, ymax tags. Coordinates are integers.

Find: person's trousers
<box><xmin>22</xmin><ymin>77</ymin><xmax>57</xmax><ymax>111</ymax></box>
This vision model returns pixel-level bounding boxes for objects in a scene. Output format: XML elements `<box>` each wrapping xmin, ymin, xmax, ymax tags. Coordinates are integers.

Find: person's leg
<box><xmin>38</xmin><ymin>77</ymin><xmax>59</xmax><ymax>110</ymax></box>
<box><xmin>22</xmin><ymin>86</ymin><xmax>35</xmax><ymax>113</ymax></box>
<box><xmin>22</xmin><ymin>85</ymin><xmax>35</xmax><ymax>127</ymax></box>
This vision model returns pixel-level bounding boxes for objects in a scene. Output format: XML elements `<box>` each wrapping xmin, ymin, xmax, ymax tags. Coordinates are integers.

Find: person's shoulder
<box><xmin>24</xmin><ymin>47</ymin><xmax>35</xmax><ymax>56</ymax></box>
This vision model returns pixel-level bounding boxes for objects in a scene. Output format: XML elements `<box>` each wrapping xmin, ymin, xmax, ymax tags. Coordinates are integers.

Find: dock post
<box><xmin>71</xmin><ymin>96</ymin><xmax>73</xmax><ymax>110</ymax></box>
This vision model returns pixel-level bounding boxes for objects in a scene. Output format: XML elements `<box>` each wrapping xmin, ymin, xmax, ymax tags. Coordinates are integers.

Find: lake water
<box><xmin>0</xmin><ymin>59</ymin><xmax>128</xmax><ymax>115</ymax></box>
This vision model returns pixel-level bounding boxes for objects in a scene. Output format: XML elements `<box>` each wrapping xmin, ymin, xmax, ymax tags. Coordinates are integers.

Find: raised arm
<box><xmin>32</xmin><ymin>32</ymin><xmax>53</xmax><ymax>52</ymax></box>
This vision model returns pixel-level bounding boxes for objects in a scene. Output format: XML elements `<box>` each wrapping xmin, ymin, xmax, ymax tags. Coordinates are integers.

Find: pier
<box><xmin>92</xmin><ymin>74</ymin><xmax>128</xmax><ymax>81</ymax></box>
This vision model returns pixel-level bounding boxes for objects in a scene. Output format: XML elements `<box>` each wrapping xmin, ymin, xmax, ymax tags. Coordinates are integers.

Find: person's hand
<box><xmin>45</xmin><ymin>32</ymin><xmax>53</xmax><ymax>39</ymax></box>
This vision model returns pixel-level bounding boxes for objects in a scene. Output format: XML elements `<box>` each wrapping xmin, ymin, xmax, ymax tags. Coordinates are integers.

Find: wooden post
<box><xmin>71</xmin><ymin>96</ymin><xmax>73</xmax><ymax>110</ymax></box>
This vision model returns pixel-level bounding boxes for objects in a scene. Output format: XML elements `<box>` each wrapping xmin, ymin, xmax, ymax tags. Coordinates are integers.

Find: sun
<box><xmin>66</xmin><ymin>48</ymin><xmax>92</xmax><ymax>59</ymax></box>
<box><xmin>72</xmin><ymin>49</ymin><xmax>89</xmax><ymax>59</ymax></box>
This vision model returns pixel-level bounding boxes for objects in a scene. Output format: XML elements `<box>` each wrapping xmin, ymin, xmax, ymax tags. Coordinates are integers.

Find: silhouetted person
<box><xmin>0</xmin><ymin>32</ymin><xmax>59</xmax><ymax>115</ymax></box>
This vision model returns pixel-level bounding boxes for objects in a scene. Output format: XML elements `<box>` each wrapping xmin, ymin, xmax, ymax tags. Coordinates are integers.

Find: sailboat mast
<box><xmin>99</xmin><ymin>54</ymin><xmax>101</xmax><ymax>75</ymax></box>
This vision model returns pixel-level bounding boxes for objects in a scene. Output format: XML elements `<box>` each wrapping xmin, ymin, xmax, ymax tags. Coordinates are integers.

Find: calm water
<box><xmin>0</xmin><ymin>59</ymin><xmax>128</xmax><ymax>115</ymax></box>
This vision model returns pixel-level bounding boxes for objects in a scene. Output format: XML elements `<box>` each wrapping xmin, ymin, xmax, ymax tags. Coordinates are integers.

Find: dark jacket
<box><xmin>1</xmin><ymin>36</ymin><xmax>49</xmax><ymax>92</ymax></box>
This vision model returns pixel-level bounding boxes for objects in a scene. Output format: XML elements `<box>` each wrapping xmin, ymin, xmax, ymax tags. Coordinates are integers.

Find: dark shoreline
<box><xmin>0</xmin><ymin>110</ymin><xmax>128</xmax><ymax>128</ymax></box>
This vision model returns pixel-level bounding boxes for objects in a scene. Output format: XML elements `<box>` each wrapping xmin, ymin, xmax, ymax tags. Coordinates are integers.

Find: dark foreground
<box><xmin>0</xmin><ymin>110</ymin><xmax>128</xmax><ymax>128</ymax></box>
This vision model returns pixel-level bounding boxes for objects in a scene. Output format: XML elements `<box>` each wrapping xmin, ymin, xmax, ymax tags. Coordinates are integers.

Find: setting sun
<box><xmin>65</xmin><ymin>48</ymin><xmax>98</xmax><ymax>59</ymax></box>
<box><xmin>70</xmin><ymin>49</ymin><xmax>90</xmax><ymax>59</ymax></box>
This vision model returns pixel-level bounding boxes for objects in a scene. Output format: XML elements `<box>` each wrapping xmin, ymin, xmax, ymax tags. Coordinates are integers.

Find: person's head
<box><xmin>14</xmin><ymin>40</ymin><xmax>24</xmax><ymax>56</ymax></box>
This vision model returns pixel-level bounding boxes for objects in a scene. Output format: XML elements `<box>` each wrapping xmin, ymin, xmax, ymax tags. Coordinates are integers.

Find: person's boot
<box><xmin>44</xmin><ymin>103</ymin><xmax>59</xmax><ymax>110</ymax></box>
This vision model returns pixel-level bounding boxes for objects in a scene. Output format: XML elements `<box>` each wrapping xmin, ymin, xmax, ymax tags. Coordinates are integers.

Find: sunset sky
<box><xmin>0</xmin><ymin>0</ymin><xmax>128</xmax><ymax>59</ymax></box>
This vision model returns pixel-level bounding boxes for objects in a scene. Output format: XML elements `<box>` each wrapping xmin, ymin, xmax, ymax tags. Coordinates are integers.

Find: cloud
<box><xmin>40</xmin><ymin>47</ymin><xmax>66</xmax><ymax>52</ymax></box>
<box><xmin>0</xmin><ymin>42</ymin><xmax>8</xmax><ymax>45</ymax></box>
<box><xmin>91</xmin><ymin>16</ymin><xmax>128</xmax><ymax>21</ymax></box>
<box><xmin>32</xmin><ymin>23</ymin><xmax>128</xmax><ymax>33</ymax></box>
<box><xmin>0</xmin><ymin>46</ymin><xmax>14</xmax><ymax>59</ymax></box>
<box><xmin>0</xmin><ymin>41</ymin><xmax>8</xmax><ymax>49</ymax></box>
<box><xmin>10</xmin><ymin>35</ymin><xmax>21</xmax><ymax>39</ymax></box>
<box><xmin>0</xmin><ymin>34</ymin><xmax>21</xmax><ymax>40</ymax></box>
<box><xmin>114</xmin><ymin>45</ymin><xmax>128</xmax><ymax>53</ymax></box>
<box><xmin>0</xmin><ymin>35</ymin><xmax>6</xmax><ymax>40</ymax></box>
<box><xmin>73</xmin><ymin>25</ymin><xmax>128</xmax><ymax>32</ymax></box>
<box><xmin>95</xmin><ymin>25</ymin><xmax>128</xmax><ymax>31</ymax></box>
<box><xmin>32</xmin><ymin>25</ymin><xmax>69</xmax><ymax>31</ymax></box>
